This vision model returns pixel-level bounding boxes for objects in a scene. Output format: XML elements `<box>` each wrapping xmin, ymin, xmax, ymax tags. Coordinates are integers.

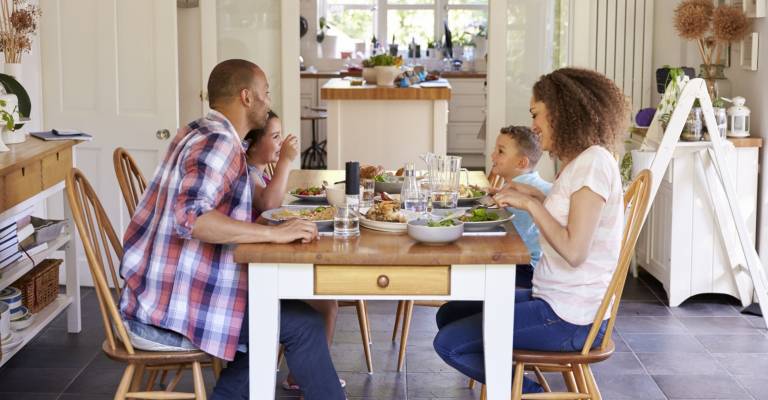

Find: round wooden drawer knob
<box><xmin>377</xmin><ymin>275</ymin><xmax>390</xmax><ymax>288</ymax></box>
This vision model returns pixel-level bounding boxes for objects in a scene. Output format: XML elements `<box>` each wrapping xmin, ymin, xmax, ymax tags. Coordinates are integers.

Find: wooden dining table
<box><xmin>234</xmin><ymin>169</ymin><xmax>530</xmax><ymax>400</ymax></box>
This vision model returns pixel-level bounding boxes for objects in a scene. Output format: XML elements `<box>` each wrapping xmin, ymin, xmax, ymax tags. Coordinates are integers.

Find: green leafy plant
<box><xmin>316</xmin><ymin>17</ymin><xmax>328</xmax><ymax>43</ymax></box>
<box><xmin>367</xmin><ymin>54</ymin><xmax>402</xmax><ymax>67</ymax></box>
<box><xmin>476</xmin><ymin>25</ymin><xmax>487</xmax><ymax>39</ymax></box>
<box><xmin>427</xmin><ymin>39</ymin><xmax>436</xmax><ymax>49</ymax></box>
<box><xmin>0</xmin><ymin>99</ymin><xmax>16</xmax><ymax>131</ymax></box>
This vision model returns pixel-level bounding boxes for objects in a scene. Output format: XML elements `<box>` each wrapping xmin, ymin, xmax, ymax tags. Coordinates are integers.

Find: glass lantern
<box><xmin>726</xmin><ymin>96</ymin><xmax>751</xmax><ymax>138</ymax></box>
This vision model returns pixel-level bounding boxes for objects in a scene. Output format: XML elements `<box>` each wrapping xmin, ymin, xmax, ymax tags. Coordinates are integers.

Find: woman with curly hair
<box><xmin>433</xmin><ymin>68</ymin><xmax>628</xmax><ymax>393</ymax></box>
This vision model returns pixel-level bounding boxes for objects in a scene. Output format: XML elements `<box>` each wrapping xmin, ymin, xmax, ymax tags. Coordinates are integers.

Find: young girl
<box><xmin>433</xmin><ymin>68</ymin><xmax>628</xmax><ymax>393</ymax></box>
<box><xmin>244</xmin><ymin>111</ymin><xmax>343</xmax><ymax>391</ymax></box>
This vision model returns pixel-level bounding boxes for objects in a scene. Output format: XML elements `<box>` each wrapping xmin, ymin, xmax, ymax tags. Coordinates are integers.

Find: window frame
<box><xmin>319</xmin><ymin>0</ymin><xmax>488</xmax><ymax>58</ymax></box>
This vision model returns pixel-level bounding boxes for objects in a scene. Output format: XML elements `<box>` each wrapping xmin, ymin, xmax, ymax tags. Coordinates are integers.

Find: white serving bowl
<box><xmin>407</xmin><ymin>219</ymin><xmax>464</xmax><ymax>245</ymax></box>
<box><xmin>325</xmin><ymin>183</ymin><xmax>347</xmax><ymax>208</ymax></box>
<box><xmin>0</xmin><ymin>302</ymin><xmax>10</xmax><ymax>341</ymax></box>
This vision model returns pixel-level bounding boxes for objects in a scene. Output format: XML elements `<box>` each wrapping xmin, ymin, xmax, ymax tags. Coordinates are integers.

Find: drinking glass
<box><xmin>360</xmin><ymin>178</ymin><xmax>375</xmax><ymax>208</ymax></box>
<box><xmin>333</xmin><ymin>206</ymin><xmax>359</xmax><ymax>239</ymax></box>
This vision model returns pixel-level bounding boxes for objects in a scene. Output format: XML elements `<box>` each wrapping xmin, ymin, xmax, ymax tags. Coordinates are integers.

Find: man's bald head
<box><xmin>207</xmin><ymin>59</ymin><xmax>266</xmax><ymax>109</ymax></box>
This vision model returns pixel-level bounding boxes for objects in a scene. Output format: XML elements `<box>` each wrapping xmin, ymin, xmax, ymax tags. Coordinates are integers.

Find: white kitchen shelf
<box><xmin>0</xmin><ymin>294</ymin><xmax>74</xmax><ymax>367</ymax></box>
<box><xmin>0</xmin><ymin>230</ymin><xmax>71</xmax><ymax>292</ymax></box>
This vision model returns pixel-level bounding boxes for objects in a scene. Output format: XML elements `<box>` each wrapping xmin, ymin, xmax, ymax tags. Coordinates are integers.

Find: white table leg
<box><xmin>483</xmin><ymin>264</ymin><xmax>516</xmax><ymax>400</ymax></box>
<box><xmin>249</xmin><ymin>263</ymin><xmax>281</xmax><ymax>399</ymax></box>
<box><xmin>63</xmin><ymin>189</ymin><xmax>81</xmax><ymax>333</ymax></box>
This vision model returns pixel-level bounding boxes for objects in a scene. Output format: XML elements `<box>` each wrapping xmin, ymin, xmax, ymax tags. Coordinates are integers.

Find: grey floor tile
<box><xmin>697</xmin><ymin>334</ymin><xmax>768</xmax><ymax>353</ymax></box>
<box><xmin>623</xmin><ymin>333</ymin><xmax>707</xmax><ymax>353</ymax></box>
<box><xmin>612</xmin><ymin>331</ymin><xmax>632</xmax><ymax>352</ymax></box>
<box><xmin>677</xmin><ymin>316</ymin><xmax>761</xmax><ymax>335</ymax></box>
<box><xmin>653</xmin><ymin>374</ymin><xmax>751</xmax><ymax>399</ymax></box>
<box><xmin>4</xmin><ymin>345</ymin><xmax>99</xmax><ymax>369</ymax></box>
<box><xmin>405</xmin><ymin>349</ymin><xmax>458</xmax><ymax>373</ymax></box>
<box><xmin>63</xmin><ymin>364</ymin><xmax>124</xmax><ymax>394</ymax></box>
<box><xmin>407</xmin><ymin>372</ymin><xmax>479</xmax><ymax>398</ymax></box>
<box><xmin>0</xmin><ymin>367</ymin><xmax>80</xmax><ymax>393</ymax></box>
<box><xmin>622</xmin><ymin>277</ymin><xmax>664</xmax><ymax>302</ymax></box>
<box><xmin>637</xmin><ymin>352</ymin><xmax>720</xmax><ymax>375</ymax></box>
<box><xmin>619</xmin><ymin>301</ymin><xmax>673</xmax><ymax>316</ymax></box>
<box><xmin>615</xmin><ymin>315</ymin><xmax>688</xmax><ymax>334</ymax></box>
<box><xmin>0</xmin><ymin>394</ymin><xmax>59</xmax><ymax>400</ymax></box>
<box><xmin>28</xmin><ymin>326</ymin><xmax>105</xmax><ymax>349</ymax></box>
<box><xmin>342</xmin><ymin>372</ymin><xmax>406</xmax><ymax>399</ymax></box>
<box><xmin>593</xmin><ymin>374</ymin><xmax>667</xmax><ymax>400</ymax></box>
<box><xmin>735</xmin><ymin>376</ymin><xmax>768</xmax><ymax>400</ymax></box>
<box><xmin>669</xmin><ymin>298</ymin><xmax>741</xmax><ymax>317</ymax></box>
<box><xmin>591</xmin><ymin>352</ymin><xmax>646</xmax><ymax>375</ymax></box>
<box><xmin>712</xmin><ymin>353</ymin><xmax>768</xmax><ymax>377</ymax></box>
<box><xmin>58</xmin><ymin>394</ymin><xmax>114</xmax><ymax>400</ymax></box>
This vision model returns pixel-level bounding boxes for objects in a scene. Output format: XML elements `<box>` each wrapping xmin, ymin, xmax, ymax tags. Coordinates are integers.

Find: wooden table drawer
<box><xmin>42</xmin><ymin>147</ymin><xmax>72</xmax><ymax>189</ymax></box>
<box><xmin>2</xmin><ymin>161</ymin><xmax>42</xmax><ymax>210</ymax></box>
<box><xmin>315</xmin><ymin>265</ymin><xmax>450</xmax><ymax>295</ymax></box>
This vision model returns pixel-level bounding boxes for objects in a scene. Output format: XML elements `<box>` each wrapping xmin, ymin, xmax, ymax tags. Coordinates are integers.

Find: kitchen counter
<box><xmin>320</xmin><ymin>79</ymin><xmax>451</xmax><ymax>101</ymax></box>
<box><xmin>629</xmin><ymin>126</ymin><xmax>763</xmax><ymax>148</ymax></box>
<box><xmin>301</xmin><ymin>70</ymin><xmax>486</xmax><ymax>79</ymax></box>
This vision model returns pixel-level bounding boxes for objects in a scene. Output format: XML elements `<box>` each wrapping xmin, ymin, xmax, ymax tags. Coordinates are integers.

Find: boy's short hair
<box><xmin>245</xmin><ymin>110</ymin><xmax>279</xmax><ymax>146</ymax></box>
<box><xmin>500</xmin><ymin>125</ymin><xmax>543</xmax><ymax>167</ymax></box>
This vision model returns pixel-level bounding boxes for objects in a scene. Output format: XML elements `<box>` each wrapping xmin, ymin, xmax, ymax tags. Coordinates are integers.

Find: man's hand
<box><xmin>271</xmin><ymin>219</ymin><xmax>318</xmax><ymax>243</ymax></box>
<box><xmin>278</xmin><ymin>134</ymin><xmax>300</xmax><ymax>163</ymax></box>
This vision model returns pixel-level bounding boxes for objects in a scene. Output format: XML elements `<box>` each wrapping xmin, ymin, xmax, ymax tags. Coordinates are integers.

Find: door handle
<box><xmin>156</xmin><ymin>129</ymin><xmax>171</xmax><ymax>140</ymax></box>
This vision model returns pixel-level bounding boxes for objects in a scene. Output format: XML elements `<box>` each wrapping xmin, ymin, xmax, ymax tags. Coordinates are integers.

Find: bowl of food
<box><xmin>407</xmin><ymin>218</ymin><xmax>464</xmax><ymax>245</ymax></box>
<box><xmin>457</xmin><ymin>184</ymin><xmax>488</xmax><ymax>206</ymax></box>
<box><xmin>325</xmin><ymin>183</ymin><xmax>347</xmax><ymax>208</ymax></box>
<box><xmin>374</xmin><ymin>173</ymin><xmax>404</xmax><ymax>194</ymax></box>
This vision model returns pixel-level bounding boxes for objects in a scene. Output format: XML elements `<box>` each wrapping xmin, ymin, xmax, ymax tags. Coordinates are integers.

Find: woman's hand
<box><xmin>278</xmin><ymin>134</ymin><xmax>299</xmax><ymax>164</ymax></box>
<box><xmin>502</xmin><ymin>181</ymin><xmax>547</xmax><ymax>202</ymax></box>
<box><xmin>493</xmin><ymin>187</ymin><xmax>534</xmax><ymax>210</ymax></box>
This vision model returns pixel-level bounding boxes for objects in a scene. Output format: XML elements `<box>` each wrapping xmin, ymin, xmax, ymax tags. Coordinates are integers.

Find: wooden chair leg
<box><xmin>480</xmin><ymin>384</ymin><xmax>487</xmax><ymax>400</ymax></box>
<box><xmin>392</xmin><ymin>300</ymin><xmax>404</xmax><ymax>342</ymax></box>
<box><xmin>166</xmin><ymin>365</ymin><xmax>184</xmax><ymax>392</ymax></box>
<box><xmin>511</xmin><ymin>362</ymin><xmax>525</xmax><ymax>400</ymax></box>
<box><xmin>356</xmin><ymin>300</ymin><xmax>374</xmax><ymax>374</ymax></box>
<box><xmin>533</xmin><ymin>365</ymin><xmax>552</xmax><ymax>392</ymax></box>
<box><xmin>212</xmin><ymin>358</ymin><xmax>222</xmax><ymax>380</ymax></box>
<box><xmin>363</xmin><ymin>300</ymin><xmax>372</xmax><ymax>344</ymax></box>
<box><xmin>572</xmin><ymin>363</ymin><xmax>588</xmax><ymax>394</ymax></box>
<box><xmin>192</xmin><ymin>361</ymin><xmax>207</xmax><ymax>400</ymax></box>
<box><xmin>584</xmin><ymin>365</ymin><xmax>601</xmax><ymax>400</ymax></box>
<box><xmin>468</xmin><ymin>378</ymin><xmax>476</xmax><ymax>389</ymax></box>
<box><xmin>129</xmin><ymin>364</ymin><xmax>145</xmax><ymax>392</ymax></box>
<box><xmin>562</xmin><ymin>369</ymin><xmax>578</xmax><ymax>393</ymax></box>
<box><xmin>115</xmin><ymin>364</ymin><xmax>136</xmax><ymax>400</ymax></box>
<box><xmin>158</xmin><ymin>368</ymin><xmax>170</xmax><ymax>390</ymax></box>
<box><xmin>396</xmin><ymin>300</ymin><xmax>414</xmax><ymax>372</ymax></box>
<box><xmin>144</xmin><ymin>369</ymin><xmax>159</xmax><ymax>391</ymax></box>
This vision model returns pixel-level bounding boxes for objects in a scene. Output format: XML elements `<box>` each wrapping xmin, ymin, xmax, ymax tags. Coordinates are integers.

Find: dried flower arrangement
<box><xmin>674</xmin><ymin>0</ymin><xmax>750</xmax><ymax>67</ymax></box>
<box><xmin>0</xmin><ymin>0</ymin><xmax>42</xmax><ymax>64</ymax></box>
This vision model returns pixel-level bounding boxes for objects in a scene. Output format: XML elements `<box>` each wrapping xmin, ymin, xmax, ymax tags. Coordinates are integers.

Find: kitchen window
<box><xmin>320</xmin><ymin>0</ymin><xmax>488</xmax><ymax>55</ymax></box>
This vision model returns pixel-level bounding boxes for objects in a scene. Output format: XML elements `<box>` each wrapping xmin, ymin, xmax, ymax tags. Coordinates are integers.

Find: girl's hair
<box><xmin>244</xmin><ymin>110</ymin><xmax>280</xmax><ymax>145</ymax></box>
<box><xmin>499</xmin><ymin>125</ymin><xmax>543</xmax><ymax>167</ymax></box>
<box><xmin>532</xmin><ymin>68</ymin><xmax>628</xmax><ymax>161</ymax></box>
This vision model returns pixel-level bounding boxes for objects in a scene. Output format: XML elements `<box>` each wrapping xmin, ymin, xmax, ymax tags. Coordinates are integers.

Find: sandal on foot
<box><xmin>281</xmin><ymin>379</ymin><xmax>346</xmax><ymax>391</ymax></box>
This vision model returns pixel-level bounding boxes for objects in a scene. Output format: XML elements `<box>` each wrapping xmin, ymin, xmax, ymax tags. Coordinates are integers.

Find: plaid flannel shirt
<box><xmin>120</xmin><ymin>110</ymin><xmax>252</xmax><ymax>360</ymax></box>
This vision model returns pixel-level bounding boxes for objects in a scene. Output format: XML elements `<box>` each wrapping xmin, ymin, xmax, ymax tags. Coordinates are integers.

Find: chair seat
<box><xmin>514</xmin><ymin>340</ymin><xmax>615</xmax><ymax>365</ymax></box>
<box><xmin>102</xmin><ymin>340</ymin><xmax>212</xmax><ymax>365</ymax></box>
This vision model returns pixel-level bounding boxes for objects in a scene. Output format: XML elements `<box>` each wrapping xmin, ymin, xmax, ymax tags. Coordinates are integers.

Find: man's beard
<box><xmin>248</xmin><ymin>107</ymin><xmax>268</xmax><ymax>130</ymax></box>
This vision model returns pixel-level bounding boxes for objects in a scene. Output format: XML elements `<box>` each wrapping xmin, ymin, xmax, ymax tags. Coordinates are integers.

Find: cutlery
<box><xmin>434</xmin><ymin>209</ymin><xmax>465</xmax><ymax>224</ymax></box>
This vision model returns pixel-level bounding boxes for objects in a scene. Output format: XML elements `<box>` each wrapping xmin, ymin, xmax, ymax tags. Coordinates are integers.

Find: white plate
<box><xmin>359</xmin><ymin>215</ymin><xmax>408</xmax><ymax>233</ymax></box>
<box><xmin>290</xmin><ymin>193</ymin><xmax>327</xmax><ymax>202</ymax></box>
<box><xmin>11</xmin><ymin>313</ymin><xmax>34</xmax><ymax>331</ymax></box>
<box><xmin>261</xmin><ymin>205</ymin><xmax>335</xmax><ymax>228</ymax></box>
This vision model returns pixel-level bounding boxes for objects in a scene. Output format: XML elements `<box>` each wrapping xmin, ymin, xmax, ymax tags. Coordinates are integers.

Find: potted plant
<box><xmin>362</xmin><ymin>58</ymin><xmax>377</xmax><ymax>84</ymax></box>
<box><xmin>473</xmin><ymin>25</ymin><xmax>487</xmax><ymax>58</ymax></box>
<box><xmin>0</xmin><ymin>0</ymin><xmax>41</xmax><ymax>81</ymax></box>
<box><xmin>0</xmin><ymin>97</ymin><xmax>17</xmax><ymax>152</ymax></box>
<box><xmin>317</xmin><ymin>17</ymin><xmax>337</xmax><ymax>58</ymax></box>
<box><xmin>369</xmin><ymin>54</ymin><xmax>402</xmax><ymax>87</ymax></box>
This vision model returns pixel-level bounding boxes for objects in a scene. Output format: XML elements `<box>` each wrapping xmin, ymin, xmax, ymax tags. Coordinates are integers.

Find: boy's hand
<box><xmin>279</xmin><ymin>134</ymin><xmax>299</xmax><ymax>163</ymax></box>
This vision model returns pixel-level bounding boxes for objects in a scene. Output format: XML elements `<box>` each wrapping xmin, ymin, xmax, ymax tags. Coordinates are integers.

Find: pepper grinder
<box><xmin>345</xmin><ymin>161</ymin><xmax>360</xmax><ymax>211</ymax></box>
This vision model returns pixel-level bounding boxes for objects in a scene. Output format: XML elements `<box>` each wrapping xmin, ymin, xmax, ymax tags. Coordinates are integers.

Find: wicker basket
<box><xmin>13</xmin><ymin>259</ymin><xmax>61</xmax><ymax>313</ymax></box>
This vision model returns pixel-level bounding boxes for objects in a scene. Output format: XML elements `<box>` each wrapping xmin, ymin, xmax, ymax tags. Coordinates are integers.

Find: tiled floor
<box><xmin>2</xmin><ymin>271</ymin><xmax>768</xmax><ymax>399</ymax></box>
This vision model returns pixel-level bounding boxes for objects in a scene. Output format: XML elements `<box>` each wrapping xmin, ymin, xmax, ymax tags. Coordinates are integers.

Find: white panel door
<box><xmin>40</xmin><ymin>0</ymin><xmax>178</xmax><ymax>285</ymax></box>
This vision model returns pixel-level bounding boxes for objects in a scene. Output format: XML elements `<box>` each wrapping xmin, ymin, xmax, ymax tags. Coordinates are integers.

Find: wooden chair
<box><xmin>474</xmin><ymin>169</ymin><xmax>652</xmax><ymax>400</ymax></box>
<box><xmin>113</xmin><ymin>148</ymin><xmax>148</xmax><ymax>217</ymax></box>
<box><xmin>66</xmin><ymin>168</ymin><xmax>217</xmax><ymax>399</ymax></box>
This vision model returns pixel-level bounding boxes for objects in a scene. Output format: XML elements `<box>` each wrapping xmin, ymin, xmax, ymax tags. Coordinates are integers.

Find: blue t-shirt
<box><xmin>507</xmin><ymin>171</ymin><xmax>552</xmax><ymax>267</ymax></box>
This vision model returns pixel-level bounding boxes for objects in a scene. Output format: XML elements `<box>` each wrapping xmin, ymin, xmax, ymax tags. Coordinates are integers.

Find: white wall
<box><xmin>652</xmin><ymin>0</ymin><xmax>768</xmax><ymax>259</ymax></box>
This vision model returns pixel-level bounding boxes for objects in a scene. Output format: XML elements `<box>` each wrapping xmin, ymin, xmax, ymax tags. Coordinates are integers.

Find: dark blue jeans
<box><xmin>432</xmin><ymin>289</ymin><xmax>606</xmax><ymax>393</ymax></box>
<box><xmin>211</xmin><ymin>300</ymin><xmax>345</xmax><ymax>400</ymax></box>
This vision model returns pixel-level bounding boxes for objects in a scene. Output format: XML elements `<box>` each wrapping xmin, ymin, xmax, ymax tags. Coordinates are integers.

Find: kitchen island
<box><xmin>321</xmin><ymin>78</ymin><xmax>451</xmax><ymax>169</ymax></box>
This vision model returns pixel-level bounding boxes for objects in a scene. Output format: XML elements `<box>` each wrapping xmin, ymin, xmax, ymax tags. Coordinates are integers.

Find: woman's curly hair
<box><xmin>532</xmin><ymin>68</ymin><xmax>629</xmax><ymax>161</ymax></box>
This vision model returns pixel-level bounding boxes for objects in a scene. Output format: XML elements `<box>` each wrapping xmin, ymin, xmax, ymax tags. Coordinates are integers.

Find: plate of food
<box><xmin>290</xmin><ymin>186</ymin><xmax>326</xmax><ymax>202</ymax></box>
<box><xmin>456</xmin><ymin>208</ymin><xmax>514</xmax><ymax>231</ymax></box>
<box><xmin>261</xmin><ymin>205</ymin><xmax>336</xmax><ymax>228</ymax></box>
<box><xmin>457</xmin><ymin>184</ymin><xmax>488</xmax><ymax>205</ymax></box>
<box><xmin>359</xmin><ymin>201</ymin><xmax>410</xmax><ymax>233</ymax></box>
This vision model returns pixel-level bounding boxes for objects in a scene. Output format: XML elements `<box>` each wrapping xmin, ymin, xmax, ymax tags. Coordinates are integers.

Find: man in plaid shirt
<box><xmin>119</xmin><ymin>59</ymin><xmax>345</xmax><ymax>400</ymax></box>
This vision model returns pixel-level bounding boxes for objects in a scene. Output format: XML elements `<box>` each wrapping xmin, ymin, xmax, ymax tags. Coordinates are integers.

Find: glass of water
<box><xmin>333</xmin><ymin>206</ymin><xmax>360</xmax><ymax>239</ymax></box>
<box><xmin>360</xmin><ymin>178</ymin><xmax>375</xmax><ymax>208</ymax></box>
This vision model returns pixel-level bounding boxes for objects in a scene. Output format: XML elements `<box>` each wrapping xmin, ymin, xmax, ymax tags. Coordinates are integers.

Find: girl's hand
<box><xmin>279</xmin><ymin>134</ymin><xmax>299</xmax><ymax>163</ymax></box>
<box><xmin>493</xmin><ymin>187</ymin><xmax>534</xmax><ymax>210</ymax></box>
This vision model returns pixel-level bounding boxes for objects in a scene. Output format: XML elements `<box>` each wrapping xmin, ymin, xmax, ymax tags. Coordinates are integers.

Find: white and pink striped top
<box><xmin>532</xmin><ymin>145</ymin><xmax>624</xmax><ymax>326</ymax></box>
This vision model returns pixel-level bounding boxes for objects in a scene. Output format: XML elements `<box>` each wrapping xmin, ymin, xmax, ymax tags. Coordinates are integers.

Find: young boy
<box><xmin>490</xmin><ymin>125</ymin><xmax>552</xmax><ymax>288</ymax></box>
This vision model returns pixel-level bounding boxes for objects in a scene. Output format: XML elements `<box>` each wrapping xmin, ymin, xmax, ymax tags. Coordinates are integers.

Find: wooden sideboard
<box><xmin>0</xmin><ymin>137</ymin><xmax>81</xmax><ymax>366</ymax></box>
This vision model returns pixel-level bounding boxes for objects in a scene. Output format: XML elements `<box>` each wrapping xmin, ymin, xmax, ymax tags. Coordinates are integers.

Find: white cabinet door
<box><xmin>41</xmin><ymin>0</ymin><xmax>178</xmax><ymax>285</ymax></box>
